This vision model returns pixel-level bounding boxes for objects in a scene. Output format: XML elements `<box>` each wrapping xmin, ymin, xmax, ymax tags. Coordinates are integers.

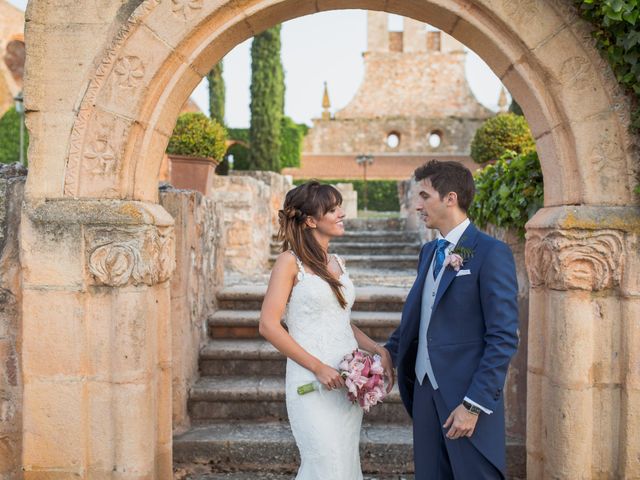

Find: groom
<box><xmin>384</xmin><ymin>160</ymin><xmax>519</xmax><ymax>479</ymax></box>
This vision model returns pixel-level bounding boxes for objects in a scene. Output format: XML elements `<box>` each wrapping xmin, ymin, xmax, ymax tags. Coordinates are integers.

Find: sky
<box><xmin>7</xmin><ymin>1</ymin><xmax>507</xmax><ymax>128</ymax></box>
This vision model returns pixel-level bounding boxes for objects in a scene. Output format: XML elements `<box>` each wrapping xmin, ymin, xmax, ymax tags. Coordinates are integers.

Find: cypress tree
<box><xmin>249</xmin><ymin>25</ymin><xmax>285</xmax><ymax>171</ymax></box>
<box><xmin>207</xmin><ymin>61</ymin><xmax>225</xmax><ymax>125</ymax></box>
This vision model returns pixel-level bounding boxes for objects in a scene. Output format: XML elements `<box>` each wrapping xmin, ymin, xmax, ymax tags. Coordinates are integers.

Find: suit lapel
<box><xmin>432</xmin><ymin>223</ymin><xmax>479</xmax><ymax>313</ymax></box>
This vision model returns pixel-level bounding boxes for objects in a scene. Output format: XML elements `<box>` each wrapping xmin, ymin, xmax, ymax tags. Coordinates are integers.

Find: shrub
<box><xmin>0</xmin><ymin>106</ymin><xmax>29</xmax><ymax>165</ymax></box>
<box><xmin>470</xmin><ymin>113</ymin><xmax>536</xmax><ymax>164</ymax></box>
<box><xmin>167</xmin><ymin>112</ymin><xmax>227</xmax><ymax>160</ymax></box>
<box><xmin>294</xmin><ymin>179</ymin><xmax>400</xmax><ymax>212</ymax></box>
<box><xmin>468</xmin><ymin>150</ymin><xmax>543</xmax><ymax>238</ymax></box>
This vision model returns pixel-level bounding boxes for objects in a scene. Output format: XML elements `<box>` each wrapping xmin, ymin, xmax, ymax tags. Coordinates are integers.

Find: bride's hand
<box><xmin>377</xmin><ymin>347</ymin><xmax>395</xmax><ymax>394</ymax></box>
<box><xmin>314</xmin><ymin>363</ymin><xmax>346</xmax><ymax>391</ymax></box>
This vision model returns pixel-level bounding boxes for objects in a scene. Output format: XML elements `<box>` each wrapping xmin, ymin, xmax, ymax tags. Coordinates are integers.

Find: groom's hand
<box><xmin>443</xmin><ymin>404</ymin><xmax>479</xmax><ymax>439</ymax></box>
<box><xmin>377</xmin><ymin>346</ymin><xmax>395</xmax><ymax>394</ymax></box>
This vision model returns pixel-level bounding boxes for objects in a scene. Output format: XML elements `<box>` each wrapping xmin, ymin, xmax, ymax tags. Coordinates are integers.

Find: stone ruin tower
<box><xmin>291</xmin><ymin>12</ymin><xmax>494</xmax><ymax>179</ymax></box>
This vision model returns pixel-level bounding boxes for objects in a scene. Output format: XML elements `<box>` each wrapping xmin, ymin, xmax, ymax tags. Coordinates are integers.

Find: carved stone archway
<box><xmin>20</xmin><ymin>0</ymin><xmax>639</xmax><ymax>478</ymax></box>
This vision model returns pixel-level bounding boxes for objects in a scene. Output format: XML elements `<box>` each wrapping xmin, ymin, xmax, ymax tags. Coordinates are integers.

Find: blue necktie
<box><xmin>433</xmin><ymin>239</ymin><xmax>449</xmax><ymax>279</ymax></box>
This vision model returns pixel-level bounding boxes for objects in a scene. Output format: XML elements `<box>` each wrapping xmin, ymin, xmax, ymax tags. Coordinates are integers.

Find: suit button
<box><xmin>428</xmin><ymin>337</ymin><xmax>433</xmax><ymax>342</ymax></box>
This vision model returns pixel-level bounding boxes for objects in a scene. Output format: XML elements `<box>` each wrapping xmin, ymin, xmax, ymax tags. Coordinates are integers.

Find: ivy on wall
<box><xmin>575</xmin><ymin>0</ymin><xmax>640</xmax><ymax>129</ymax></box>
<box><xmin>468</xmin><ymin>151</ymin><xmax>544</xmax><ymax>239</ymax></box>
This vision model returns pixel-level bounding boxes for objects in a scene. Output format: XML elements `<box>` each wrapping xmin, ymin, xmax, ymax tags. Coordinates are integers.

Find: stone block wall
<box><xmin>232</xmin><ymin>171</ymin><xmax>293</xmax><ymax>234</ymax></box>
<box><xmin>159</xmin><ymin>187</ymin><xmax>224</xmax><ymax>433</ymax></box>
<box><xmin>0</xmin><ymin>164</ymin><xmax>26</xmax><ymax>479</ymax></box>
<box><xmin>210</xmin><ymin>174</ymin><xmax>291</xmax><ymax>274</ymax></box>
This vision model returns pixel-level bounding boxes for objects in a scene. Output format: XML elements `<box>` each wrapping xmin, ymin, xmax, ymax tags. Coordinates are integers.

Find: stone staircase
<box><xmin>173</xmin><ymin>218</ymin><xmax>525</xmax><ymax>479</ymax></box>
<box><xmin>173</xmin><ymin>284</ymin><xmax>414</xmax><ymax>479</ymax></box>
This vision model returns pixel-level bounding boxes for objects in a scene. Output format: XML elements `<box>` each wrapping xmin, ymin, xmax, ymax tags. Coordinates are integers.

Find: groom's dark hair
<box><xmin>414</xmin><ymin>160</ymin><xmax>475</xmax><ymax>212</ymax></box>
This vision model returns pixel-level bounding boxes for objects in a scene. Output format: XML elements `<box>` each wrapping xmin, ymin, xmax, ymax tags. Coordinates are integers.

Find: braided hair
<box><xmin>277</xmin><ymin>181</ymin><xmax>347</xmax><ymax>309</ymax></box>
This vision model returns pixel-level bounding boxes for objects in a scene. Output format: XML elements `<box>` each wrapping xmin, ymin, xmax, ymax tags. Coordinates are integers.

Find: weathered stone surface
<box><xmin>160</xmin><ymin>187</ymin><xmax>225</xmax><ymax>432</ymax></box>
<box><xmin>0</xmin><ymin>164</ymin><xmax>25</xmax><ymax>480</ymax></box>
<box><xmin>209</xmin><ymin>175</ymin><xmax>272</xmax><ymax>275</ymax></box>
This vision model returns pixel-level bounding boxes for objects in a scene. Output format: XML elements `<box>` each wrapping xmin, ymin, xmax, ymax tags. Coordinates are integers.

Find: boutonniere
<box><xmin>444</xmin><ymin>237</ymin><xmax>474</xmax><ymax>272</ymax></box>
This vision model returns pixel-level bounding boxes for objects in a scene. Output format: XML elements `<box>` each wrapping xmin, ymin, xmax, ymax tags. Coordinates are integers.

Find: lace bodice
<box><xmin>284</xmin><ymin>251</ymin><xmax>357</xmax><ymax>379</ymax></box>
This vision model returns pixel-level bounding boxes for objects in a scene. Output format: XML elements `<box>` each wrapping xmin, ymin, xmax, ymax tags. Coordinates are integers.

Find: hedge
<box><xmin>468</xmin><ymin>150</ymin><xmax>543</xmax><ymax>238</ymax></box>
<box><xmin>0</xmin><ymin>106</ymin><xmax>29</xmax><ymax>165</ymax></box>
<box><xmin>293</xmin><ymin>179</ymin><xmax>400</xmax><ymax>212</ymax></box>
<box><xmin>167</xmin><ymin>112</ymin><xmax>227</xmax><ymax>160</ymax></box>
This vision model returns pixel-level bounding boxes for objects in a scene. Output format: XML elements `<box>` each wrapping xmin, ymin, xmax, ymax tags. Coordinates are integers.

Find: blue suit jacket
<box><xmin>385</xmin><ymin>223</ymin><xmax>519</xmax><ymax>472</ymax></box>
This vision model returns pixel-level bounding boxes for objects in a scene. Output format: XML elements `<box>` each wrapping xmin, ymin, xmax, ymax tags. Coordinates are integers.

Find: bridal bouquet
<box><xmin>297</xmin><ymin>349</ymin><xmax>387</xmax><ymax>412</ymax></box>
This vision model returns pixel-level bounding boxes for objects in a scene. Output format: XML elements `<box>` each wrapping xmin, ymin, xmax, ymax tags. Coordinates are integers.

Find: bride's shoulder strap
<box><xmin>288</xmin><ymin>250</ymin><xmax>306</xmax><ymax>276</ymax></box>
<box><xmin>333</xmin><ymin>253</ymin><xmax>346</xmax><ymax>273</ymax></box>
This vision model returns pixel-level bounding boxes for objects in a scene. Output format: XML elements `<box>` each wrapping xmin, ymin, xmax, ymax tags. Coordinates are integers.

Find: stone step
<box><xmin>217</xmin><ymin>285</ymin><xmax>408</xmax><ymax>312</ymax></box>
<box><xmin>173</xmin><ymin>421</ymin><xmax>414</xmax><ymax>475</ymax></box>
<box><xmin>343</xmin><ymin>218</ymin><xmax>409</xmax><ymax>231</ymax></box>
<box><xmin>173</xmin><ymin>422</ymin><xmax>525</xmax><ymax>478</ymax></box>
<box><xmin>188</xmin><ymin>376</ymin><xmax>409</xmax><ymax>424</ymax></box>
<box><xmin>208</xmin><ymin>310</ymin><xmax>400</xmax><ymax>341</ymax></box>
<box><xmin>330</xmin><ymin>242</ymin><xmax>421</xmax><ymax>255</ymax></box>
<box><xmin>176</xmin><ymin>473</ymin><xmax>415</xmax><ymax>480</ymax></box>
<box><xmin>271</xmin><ymin>241</ymin><xmax>421</xmax><ymax>256</ymax></box>
<box><xmin>269</xmin><ymin>253</ymin><xmax>417</xmax><ymax>270</ymax></box>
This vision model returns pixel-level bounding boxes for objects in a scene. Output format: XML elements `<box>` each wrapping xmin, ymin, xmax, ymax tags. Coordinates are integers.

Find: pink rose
<box><xmin>444</xmin><ymin>253</ymin><xmax>464</xmax><ymax>271</ymax></box>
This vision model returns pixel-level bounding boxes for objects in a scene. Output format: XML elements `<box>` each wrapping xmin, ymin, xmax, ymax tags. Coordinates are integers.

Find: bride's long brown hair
<box><xmin>278</xmin><ymin>181</ymin><xmax>347</xmax><ymax>309</ymax></box>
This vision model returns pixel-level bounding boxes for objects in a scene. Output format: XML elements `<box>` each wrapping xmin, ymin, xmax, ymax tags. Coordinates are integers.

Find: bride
<box><xmin>259</xmin><ymin>181</ymin><xmax>395</xmax><ymax>479</ymax></box>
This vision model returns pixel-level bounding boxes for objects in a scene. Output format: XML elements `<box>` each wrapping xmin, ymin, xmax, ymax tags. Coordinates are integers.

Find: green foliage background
<box><xmin>469</xmin><ymin>151</ymin><xmax>544</xmax><ymax>238</ymax></box>
<box><xmin>167</xmin><ymin>112</ymin><xmax>227</xmax><ymax>159</ymax></box>
<box><xmin>470</xmin><ymin>113</ymin><xmax>536</xmax><ymax>164</ymax></box>
<box><xmin>207</xmin><ymin>62</ymin><xmax>225</xmax><ymax>126</ymax></box>
<box><xmin>294</xmin><ymin>179</ymin><xmax>400</xmax><ymax>211</ymax></box>
<box><xmin>249</xmin><ymin>25</ymin><xmax>285</xmax><ymax>172</ymax></box>
<box><xmin>0</xmin><ymin>106</ymin><xmax>29</xmax><ymax>165</ymax></box>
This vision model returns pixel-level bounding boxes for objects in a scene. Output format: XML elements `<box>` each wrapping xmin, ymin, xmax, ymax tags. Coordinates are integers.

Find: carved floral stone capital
<box><xmin>525</xmin><ymin>229</ymin><xmax>624</xmax><ymax>291</ymax></box>
<box><xmin>87</xmin><ymin>225</ymin><xmax>175</xmax><ymax>287</ymax></box>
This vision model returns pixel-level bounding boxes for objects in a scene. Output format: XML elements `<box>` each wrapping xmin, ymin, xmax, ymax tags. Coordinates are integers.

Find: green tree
<box><xmin>207</xmin><ymin>61</ymin><xmax>225</xmax><ymax>126</ymax></box>
<box><xmin>470</xmin><ymin>112</ymin><xmax>536</xmax><ymax>164</ymax></box>
<box><xmin>0</xmin><ymin>106</ymin><xmax>29</xmax><ymax>165</ymax></box>
<box><xmin>249</xmin><ymin>25</ymin><xmax>285</xmax><ymax>171</ymax></box>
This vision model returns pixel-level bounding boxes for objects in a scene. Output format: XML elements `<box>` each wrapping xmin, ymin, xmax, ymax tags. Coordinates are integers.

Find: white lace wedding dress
<box><xmin>284</xmin><ymin>251</ymin><xmax>364</xmax><ymax>480</ymax></box>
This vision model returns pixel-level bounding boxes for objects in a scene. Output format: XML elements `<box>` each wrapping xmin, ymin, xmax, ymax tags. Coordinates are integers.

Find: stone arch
<box><xmin>24</xmin><ymin>0</ymin><xmax>637</xmax><ymax>207</ymax></box>
<box><xmin>20</xmin><ymin>1</ymin><xmax>640</xmax><ymax>478</ymax></box>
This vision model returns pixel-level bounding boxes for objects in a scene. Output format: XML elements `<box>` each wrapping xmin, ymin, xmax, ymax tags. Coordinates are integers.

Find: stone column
<box><xmin>525</xmin><ymin>206</ymin><xmax>640</xmax><ymax>478</ymax></box>
<box><xmin>20</xmin><ymin>199</ymin><xmax>175</xmax><ymax>478</ymax></box>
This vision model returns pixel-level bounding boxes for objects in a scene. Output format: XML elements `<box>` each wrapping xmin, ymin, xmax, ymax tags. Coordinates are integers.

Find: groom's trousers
<box><xmin>412</xmin><ymin>379</ymin><xmax>502</xmax><ymax>480</ymax></box>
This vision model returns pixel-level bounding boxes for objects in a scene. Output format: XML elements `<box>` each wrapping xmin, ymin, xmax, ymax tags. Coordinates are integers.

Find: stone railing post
<box><xmin>20</xmin><ymin>199</ymin><xmax>175</xmax><ymax>478</ymax></box>
<box><xmin>524</xmin><ymin>206</ymin><xmax>640</xmax><ymax>478</ymax></box>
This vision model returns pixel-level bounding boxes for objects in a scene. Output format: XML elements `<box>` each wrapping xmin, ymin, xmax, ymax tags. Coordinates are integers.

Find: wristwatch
<box><xmin>462</xmin><ymin>400</ymin><xmax>481</xmax><ymax>416</ymax></box>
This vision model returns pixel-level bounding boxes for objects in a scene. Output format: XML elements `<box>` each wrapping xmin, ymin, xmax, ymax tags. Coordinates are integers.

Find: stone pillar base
<box><xmin>525</xmin><ymin>205</ymin><xmax>640</xmax><ymax>478</ymax></box>
<box><xmin>20</xmin><ymin>199</ymin><xmax>175</xmax><ymax>478</ymax></box>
